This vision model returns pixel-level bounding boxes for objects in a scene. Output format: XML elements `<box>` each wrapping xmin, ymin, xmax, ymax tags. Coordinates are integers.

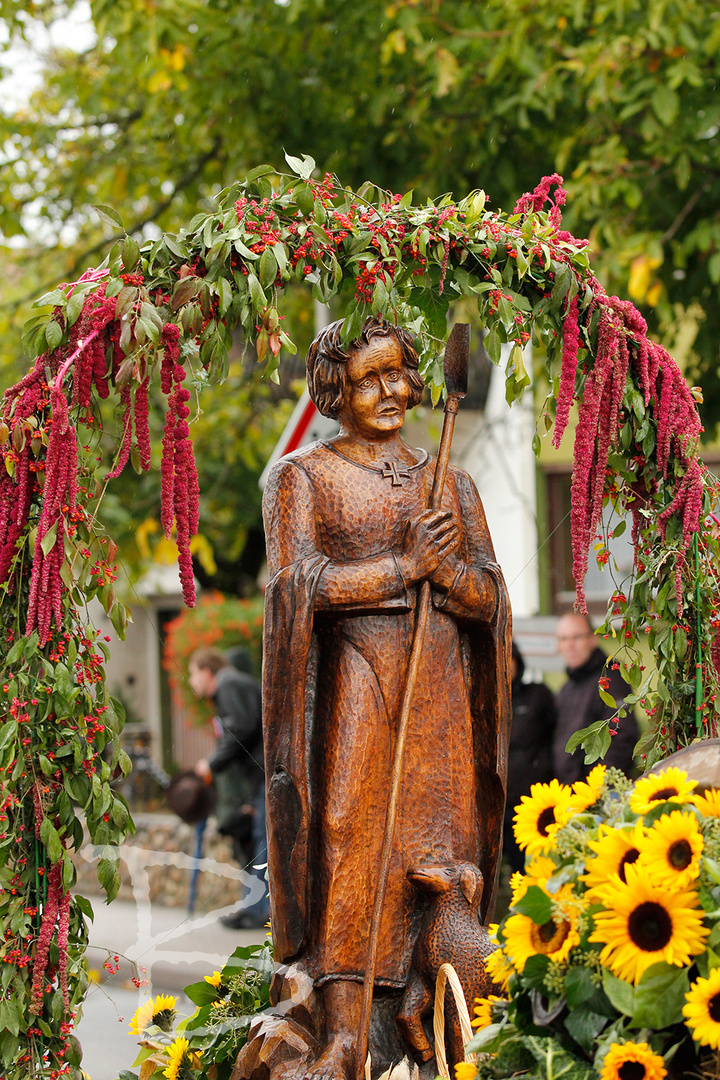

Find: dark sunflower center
<box><xmin>668</xmin><ymin>839</ymin><xmax>692</xmax><ymax>870</ymax></box>
<box><xmin>538</xmin><ymin>919</ymin><xmax>558</xmax><ymax>944</ymax></box>
<box><xmin>530</xmin><ymin>916</ymin><xmax>571</xmax><ymax>956</ymax></box>
<box><xmin>709</xmin><ymin>993</ymin><xmax>720</xmax><ymax>1023</ymax></box>
<box><xmin>154</xmin><ymin>1008</ymin><xmax>175</xmax><ymax>1032</ymax></box>
<box><xmin>537</xmin><ymin>807</ymin><xmax>556</xmax><ymax>836</ymax></box>
<box><xmin>618</xmin><ymin>1063</ymin><xmax>646</xmax><ymax>1080</ymax></box>
<box><xmin>627</xmin><ymin>901</ymin><xmax>673</xmax><ymax>951</ymax></box>
<box><xmin>651</xmin><ymin>786</ymin><xmax>678</xmax><ymax>802</ymax></box>
<box><xmin>619</xmin><ymin>849</ymin><xmax>640</xmax><ymax>883</ymax></box>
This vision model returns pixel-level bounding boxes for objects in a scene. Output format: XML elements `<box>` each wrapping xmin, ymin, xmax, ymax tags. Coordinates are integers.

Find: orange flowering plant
<box><xmin>464</xmin><ymin>766</ymin><xmax>720</xmax><ymax>1080</ymax></box>
<box><xmin>162</xmin><ymin>591</ymin><xmax>264</xmax><ymax>725</ymax></box>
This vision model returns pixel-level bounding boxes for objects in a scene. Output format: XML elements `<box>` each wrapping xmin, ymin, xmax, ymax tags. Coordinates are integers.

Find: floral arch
<box><xmin>0</xmin><ymin>155</ymin><xmax>716</xmax><ymax>1077</ymax></box>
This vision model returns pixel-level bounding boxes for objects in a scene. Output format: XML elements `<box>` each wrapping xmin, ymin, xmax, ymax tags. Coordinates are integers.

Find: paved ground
<box><xmin>76</xmin><ymin>897</ymin><xmax>266</xmax><ymax>1080</ymax></box>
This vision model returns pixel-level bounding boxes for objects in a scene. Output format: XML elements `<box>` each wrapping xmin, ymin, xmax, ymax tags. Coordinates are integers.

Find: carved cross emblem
<box><xmin>381</xmin><ymin>461</ymin><xmax>411</xmax><ymax>487</ymax></box>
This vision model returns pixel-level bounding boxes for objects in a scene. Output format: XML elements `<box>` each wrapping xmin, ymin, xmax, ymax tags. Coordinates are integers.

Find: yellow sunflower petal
<box><xmin>684</xmin><ymin>968</ymin><xmax>720</xmax><ymax>1049</ymax></box>
<box><xmin>163</xmin><ymin>1037</ymin><xmax>198</xmax><ymax>1080</ymax></box>
<box><xmin>203</xmin><ymin>971</ymin><xmax>223</xmax><ymax>988</ymax></box>
<box><xmin>570</xmin><ymin>764</ymin><xmax>607</xmax><ymax>813</ymax></box>
<box><xmin>471</xmin><ymin>994</ymin><xmax>507</xmax><ymax>1029</ymax></box>
<box><xmin>629</xmin><ymin>766</ymin><xmax>697</xmax><ymax>815</ymax></box>
<box><xmin>693</xmin><ymin>787</ymin><xmax>720</xmax><ymax>818</ymax></box>
<box><xmin>129</xmin><ymin>998</ymin><xmax>156</xmax><ymax>1035</ymax></box>
<box><xmin>513</xmin><ymin>780</ymin><xmax>573</xmax><ymax>856</ymax></box>
<box><xmin>485</xmin><ymin>947</ymin><xmax>515</xmax><ymax>992</ymax></box>
<box><xmin>583</xmin><ymin>821</ymin><xmax>647</xmax><ymax>901</ymax></box>
<box><xmin>638</xmin><ymin>810</ymin><xmax>703</xmax><ymax>890</ymax></box>
<box><xmin>589</xmin><ymin>863</ymin><xmax>709</xmax><ymax>985</ymax></box>
<box><xmin>600</xmin><ymin>1041</ymin><xmax>667</xmax><ymax>1080</ymax></box>
<box><xmin>504</xmin><ymin>882</ymin><xmax>582</xmax><ymax>972</ymax></box>
<box><xmin>455</xmin><ymin>1063</ymin><xmax>478</xmax><ymax>1080</ymax></box>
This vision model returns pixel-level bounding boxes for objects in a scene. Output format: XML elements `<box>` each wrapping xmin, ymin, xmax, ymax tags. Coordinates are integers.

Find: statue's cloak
<box><xmin>262</xmin><ymin>446</ymin><xmax>511</xmax><ymax>966</ymax></box>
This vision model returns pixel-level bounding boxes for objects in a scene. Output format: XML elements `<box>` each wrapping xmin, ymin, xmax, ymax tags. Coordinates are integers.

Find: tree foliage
<box><xmin>1</xmin><ymin>0</ymin><xmax>719</xmax><ymax>410</ymax></box>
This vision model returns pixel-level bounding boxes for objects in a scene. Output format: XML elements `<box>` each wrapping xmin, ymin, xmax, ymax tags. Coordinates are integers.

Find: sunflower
<box><xmin>570</xmin><ymin>764</ymin><xmax>606</xmax><ymax>813</ymax></box>
<box><xmin>163</xmin><ymin>1037</ymin><xmax>202</xmax><ymax>1080</ymax></box>
<box><xmin>693</xmin><ymin>787</ymin><xmax>720</xmax><ymax>819</ymax></box>
<box><xmin>683</xmin><ymin>968</ymin><xmax>720</xmax><ymax>1049</ymax></box>
<box><xmin>629</xmin><ymin>766</ymin><xmax>697</xmax><ymax>815</ymax></box>
<box><xmin>472</xmin><ymin>994</ymin><xmax>507</xmax><ymax>1029</ymax></box>
<box><xmin>203</xmin><ymin>970</ymin><xmax>223</xmax><ymax>988</ymax></box>
<box><xmin>513</xmin><ymin>780</ymin><xmax>573</xmax><ymax>855</ymax></box>
<box><xmin>484</xmin><ymin>947</ymin><xmax>515</xmax><ymax>992</ymax></box>
<box><xmin>589</xmin><ymin>864</ymin><xmax>709</xmax><ymax>985</ymax></box>
<box><xmin>129</xmin><ymin>993</ymin><xmax>178</xmax><ymax>1035</ymax></box>
<box><xmin>454</xmin><ymin>1063</ymin><xmax>478</xmax><ymax>1080</ymax></box>
<box><xmin>583</xmin><ymin>822</ymin><xmax>647</xmax><ymax>899</ymax></box>
<box><xmin>600</xmin><ymin>1041</ymin><xmax>666</xmax><ymax>1080</ymax></box>
<box><xmin>639</xmin><ymin>811</ymin><xmax>703</xmax><ymax>890</ymax></box>
<box><xmin>503</xmin><ymin>885</ymin><xmax>581</xmax><ymax>970</ymax></box>
<box><xmin>509</xmin><ymin>855</ymin><xmax>557</xmax><ymax>906</ymax></box>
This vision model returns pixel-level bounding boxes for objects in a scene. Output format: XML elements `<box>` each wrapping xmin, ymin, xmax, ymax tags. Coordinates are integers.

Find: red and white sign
<box><xmin>259</xmin><ymin>388</ymin><xmax>338</xmax><ymax>489</ymax></box>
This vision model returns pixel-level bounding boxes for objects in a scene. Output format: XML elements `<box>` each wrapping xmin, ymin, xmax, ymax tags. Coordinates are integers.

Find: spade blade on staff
<box><xmin>355</xmin><ymin>323</ymin><xmax>470</xmax><ymax>1080</ymax></box>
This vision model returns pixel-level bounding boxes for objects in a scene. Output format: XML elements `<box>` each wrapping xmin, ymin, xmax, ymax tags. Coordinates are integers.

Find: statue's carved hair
<box><xmin>306</xmin><ymin>316</ymin><xmax>425</xmax><ymax>419</ymax></box>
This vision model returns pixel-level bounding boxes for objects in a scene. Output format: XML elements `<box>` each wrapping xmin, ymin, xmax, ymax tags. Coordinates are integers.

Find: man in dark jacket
<box><xmin>191</xmin><ymin>647</ymin><xmax>268</xmax><ymax>928</ymax></box>
<box><xmin>504</xmin><ymin>641</ymin><xmax>557</xmax><ymax>872</ymax></box>
<box><xmin>553</xmin><ymin>613</ymin><xmax>638</xmax><ymax>784</ymax></box>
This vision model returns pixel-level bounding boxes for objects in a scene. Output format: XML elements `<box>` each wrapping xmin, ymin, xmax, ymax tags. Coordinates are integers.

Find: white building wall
<box><xmin>456</xmin><ymin>347</ymin><xmax>539</xmax><ymax>619</ymax></box>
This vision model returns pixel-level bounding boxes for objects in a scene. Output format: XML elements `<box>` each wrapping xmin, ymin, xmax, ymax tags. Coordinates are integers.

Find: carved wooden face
<box><xmin>339</xmin><ymin>335</ymin><xmax>412</xmax><ymax>440</ymax></box>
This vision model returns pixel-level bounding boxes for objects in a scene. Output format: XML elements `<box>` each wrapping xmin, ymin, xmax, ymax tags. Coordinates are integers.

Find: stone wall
<box><xmin>74</xmin><ymin>812</ymin><xmax>244</xmax><ymax>910</ymax></box>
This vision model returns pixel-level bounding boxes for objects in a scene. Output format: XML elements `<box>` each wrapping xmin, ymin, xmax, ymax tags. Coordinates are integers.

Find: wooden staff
<box><xmin>355</xmin><ymin>323</ymin><xmax>471</xmax><ymax>1080</ymax></box>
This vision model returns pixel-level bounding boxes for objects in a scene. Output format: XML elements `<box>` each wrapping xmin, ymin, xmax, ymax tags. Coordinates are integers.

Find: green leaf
<box><xmin>631</xmin><ymin>962</ymin><xmax>689</xmax><ymax>1029</ymax></box>
<box><xmin>484</xmin><ymin>327</ymin><xmax>501</xmax><ymax>363</ymax></box>
<box><xmin>247</xmin><ymin>271</ymin><xmax>266</xmax><ymax>310</ymax></box>
<box><xmin>564</xmin><ymin>1006</ymin><xmax>608</xmax><ymax>1052</ymax></box>
<box><xmin>565</xmin><ymin>719</ymin><xmax>611</xmax><ymax>764</ymax></box>
<box><xmin>284</xmin><ymin>150</ymin><xmax>316</xmax><ymax>179</ymax></box>
<box><xmin>602</xmin><ymin>968</ymin><xmax>635</xmax><ymax>1016</ymax></box>
<box><xmin>183</xmin><ymin>979</ymin><xmax>220</xmax><ymax>1006</ymax></box>
<box><xmin>565</xmin><ymin>965</ymin><xmax>595</xmax><ymax>1009</ymax></box>
<box><xmin>513</xmin><ymin>884</ymin><xmax>553</xmax><ymax>924</ymax></box>
<box><xmin>92</xmin><ymin>204</ymin><xmax>124</xmax><ymax>229</ymax></box>
<box><xmin>550</xmin><ymin>262</ymin><xmax>574</xmax><ymax>312</ymax></box>
<box><xmin>109</xmin><ymin>600</ymin><xmax>129</xmax><ymax>640</ymax></box>
<box><xmin>45</xmin><ymin>320</ymin><xmax>63</xmax><ymax>351</ymax></box>
<box><xmin>259</xmin><ymin>246</ymin><xmax>277</xmax><ymax>289</ymax></box>
<box><xmin>413</xmin><ymin>288</ymin><xmax>449</xmax><ymax>338</ymax></box>
<box><xmin>171</xmin><ymin>276</ymin><xmax>199</xmax><ymax>310</ymax></box>
<box><xmin>295</xmin><ymin>183</ymin><xmax>315</xmax><ymax>217</ymax></box>
<box><xmin>598</xmin><ymin>688</ymin><xmax>617</xmax><ymax>709</ymax></box>
<box><xmin>40</xmin><ymin>521</ymin><xmax>59</xmax><ymax>557</ymax></box>
<box><xmin>522</xmin><ymin>953</ymin><xmax>550</xmax><ymax>990</ymax></box>
<box><xmin>40</xmin><ymin>818</ymin><xmax>63</xmax><ymax>864</ymax></box>
<box><xmin>121</xmin><ymin>236</ymin><xmax>141</xmax><ymax>271</ymax></box>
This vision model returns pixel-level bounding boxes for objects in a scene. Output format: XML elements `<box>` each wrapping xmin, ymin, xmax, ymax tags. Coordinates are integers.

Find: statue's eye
<box><xmin>387</xmin><ymin>371</ymin><xmax>400</xmax><ymax>381</ymax></box>
<box><xmin>359</xmin><ymin>378</ymin><xmax>374</xmax><ymax>389</ymax></box>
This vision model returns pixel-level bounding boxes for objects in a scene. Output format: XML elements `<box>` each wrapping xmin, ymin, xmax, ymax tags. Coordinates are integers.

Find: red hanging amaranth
<box><xmin>30</xmin><ymin>861</ymin><xmax>63</xmax><ymax>1015</ymax></box>
<box><xmin>552</xmin><ymin>294</ymin><xmax>580</xmax><ymax>450</ymax></box>
<box><xmin>158</xmin><ymin>323</ymin><xmax>198</xmax><ymax>606</ymax></box>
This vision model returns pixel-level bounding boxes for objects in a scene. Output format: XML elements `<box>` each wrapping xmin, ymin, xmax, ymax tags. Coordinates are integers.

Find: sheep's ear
<box><xmin>460</xmin><ymin>867</ymin><xmax>477</xmax><ymax>906</ymax></box>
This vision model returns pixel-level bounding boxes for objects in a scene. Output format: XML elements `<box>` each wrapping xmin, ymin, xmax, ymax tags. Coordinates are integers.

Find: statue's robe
<box><xmin>262</xmin><ymin>440</ymin><xmax>511</xmax><ymax>988</ymax></box>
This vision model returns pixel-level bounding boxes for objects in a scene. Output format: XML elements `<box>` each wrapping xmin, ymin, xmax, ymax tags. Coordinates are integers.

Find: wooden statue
<box><xmin>259</xmin><ymin>316</ymin><xmax>511</xmax><ymax>1080</ymax></box>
